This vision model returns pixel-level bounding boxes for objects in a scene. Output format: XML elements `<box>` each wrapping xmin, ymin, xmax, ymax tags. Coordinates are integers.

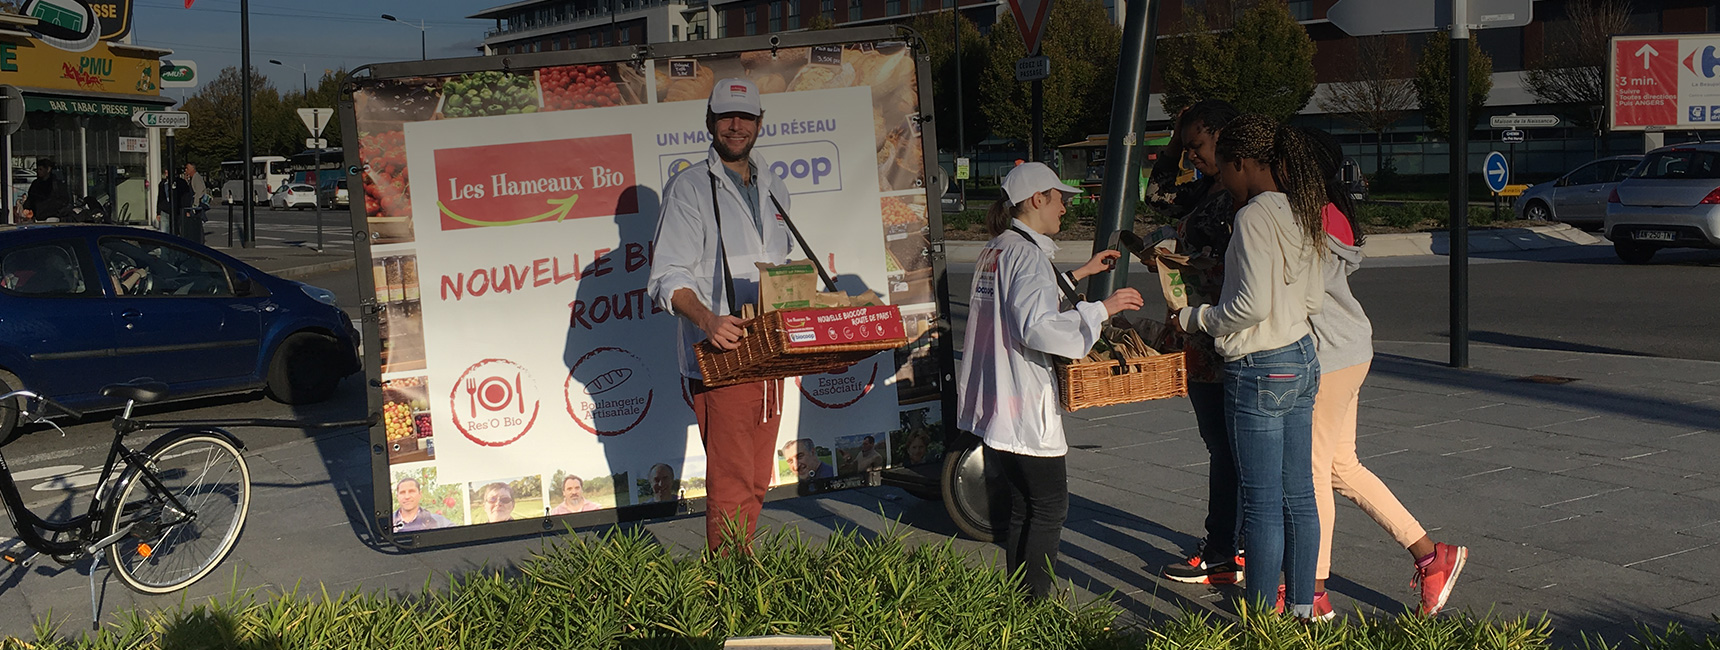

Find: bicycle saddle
<box><xmin>101</xmin><ymin>380</ymin><xmax>170</xmax><ymax>404</ymax></box>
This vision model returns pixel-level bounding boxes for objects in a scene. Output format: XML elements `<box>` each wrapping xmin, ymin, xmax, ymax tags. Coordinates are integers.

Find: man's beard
<box><xmin>715</xmin><ymin>134</ymin><xmax>755</xmax><ymax>163</ymax></box>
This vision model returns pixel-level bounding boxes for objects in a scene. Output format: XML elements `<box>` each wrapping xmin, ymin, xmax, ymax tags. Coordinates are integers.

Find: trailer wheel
<box><xmin>941</xmin><ymin>443</ymin><xmax>993</xmax><ymax>542</ymax></box>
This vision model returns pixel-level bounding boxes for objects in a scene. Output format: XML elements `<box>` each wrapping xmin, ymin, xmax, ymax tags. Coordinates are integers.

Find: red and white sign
<box><xmin>1005</xmin><ymin>0</ymin><xmax>1055</xmax><ymax>56</ymax></box>
<box><xmin>1609</xmin><ymin>34</ymin><xmax>1720</xmax><ymax>131</ymax></box>
<box><xmin>433</xmin><ymin>135</ymin><xmax>637</xmax><ymax>231</ymax></box>
<box><xmin>779</xmin><ymin>305</ymin><xmax>906</xmax><ymax>348</ymax></box>
<box><xmin>447</xmin><ymin>358</ymin><xmax>541</xmax><ymax>447</ymax></box>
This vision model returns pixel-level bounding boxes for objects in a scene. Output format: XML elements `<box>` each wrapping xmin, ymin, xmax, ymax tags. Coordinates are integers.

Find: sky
<box><xmin>128</xmin><ymin>0</ymin><xmax>500</xmax><ymax>101</ymax></box>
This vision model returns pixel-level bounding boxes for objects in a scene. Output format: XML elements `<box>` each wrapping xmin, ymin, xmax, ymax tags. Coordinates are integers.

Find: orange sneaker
<box><xmin>1414</xmin><ymin>543</ymin><xmax>1468</xmax><ymax>616</ymax></box>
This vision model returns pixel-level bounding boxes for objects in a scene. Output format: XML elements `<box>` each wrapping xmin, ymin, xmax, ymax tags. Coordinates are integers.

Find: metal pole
<box><xmin>227</xmin><ymin>198</ymin><xmax>234</xmax><ymax>247</ymax></box>
<box><xmin>1089</xmin><ymin>0</ymin><xmax>1158</xmax><ymax>295</ymax></box>
<box><xmin>2</xmin><ymin>133</ymin><xmax>11</xmax><ymax>224</ymax></box>
<box><xmin>314</xmin><ymin>115</ymin><xmax>323</xmax><ymax>252</ymax></box>
<box><xmin>1449</xmin><ymin>0</ymin><xmax>1469</xmax><ymax>368</ymax></box>
<box><xmin>953</xmin><ymin>0</ymin><xmax>964</xmax><ymax>204</ymax></box>
<box><xmin>166</xmin><ymin>129</ymin><xmax>176</xmax><ymax>236</ymax></box>
<box><xmin>1031</xmin><ymin>79</ymin><xmax>1043</xmax><ymax>163</ymax></box>
<box><xmin>421</xmin><ymin>23</ymin><xmax>427</xmax><ymax>61</ymax></box>
<box><xmin>241</xmin><ymin>0</ymin><xmax>255</xmax><ymax>248</ymax></box>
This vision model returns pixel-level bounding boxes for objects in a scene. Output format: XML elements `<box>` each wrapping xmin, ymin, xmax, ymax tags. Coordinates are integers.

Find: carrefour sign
<box><xmin>1609</xmin><ymin>34</ymin><xmax>1720</xmax><ymax>131</ymax></box>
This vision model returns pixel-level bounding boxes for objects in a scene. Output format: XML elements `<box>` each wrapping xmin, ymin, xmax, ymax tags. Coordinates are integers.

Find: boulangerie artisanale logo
<box><xmin>435</xmin><ymin>135</ymin><xmax>639</xmax><ymax>230</ymax></box>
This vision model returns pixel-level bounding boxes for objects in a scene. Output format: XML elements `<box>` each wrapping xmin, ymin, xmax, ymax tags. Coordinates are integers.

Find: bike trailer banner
<box><xmin>342</xmin><ymin>27</ymin><xmax>952</xmax><ymax>546</ymax></box>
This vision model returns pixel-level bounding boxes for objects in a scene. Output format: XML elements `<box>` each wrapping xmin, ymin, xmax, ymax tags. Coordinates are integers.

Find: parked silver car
<box><xmin>1604</xmin><ymin>143</ymin><xmax>1720</xmax><ymax>264</ymax></box>
<box><xmin>1515</xmin><ymin>155</ymin><xmax>1641</xmax><ymax>228</ymax></box>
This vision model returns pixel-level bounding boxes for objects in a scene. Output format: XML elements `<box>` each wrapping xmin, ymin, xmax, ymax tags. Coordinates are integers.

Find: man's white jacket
<box><xmin>957</xmin><ymin>220</ymin><xmax>1107</xmax><ymax>457</ymax></box>
<box><xmin>647</xmin><ymin>146</ymin><xmax>797</xmax><ymax>380</ymax></box>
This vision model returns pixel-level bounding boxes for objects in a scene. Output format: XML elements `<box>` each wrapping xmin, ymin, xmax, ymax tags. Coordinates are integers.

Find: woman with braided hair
<box><xmin>1299</xmin><ymin>128</ymin><xmax>1468</xmax><ymax>618</ymax></box>
<box><xmin>1169</xmin><ymin>113</ymin><xmax>1327</xmax><ymax>620</ymax></box>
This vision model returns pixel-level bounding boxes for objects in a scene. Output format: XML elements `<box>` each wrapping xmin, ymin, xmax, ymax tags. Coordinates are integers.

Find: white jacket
<box><xmin>647</xmin><ymin>147</ymin><xmax>798</xmax><ymax>380</ymax></box>
<box><xmin>1179</xmin><ymin>191</ymin><xmax>1323</xmax><ymax>360</ymax></box>
<box><xmin>957</xmin><ymin>220</ymin><xmax>1107</xmax><ymax>457</ymax></box>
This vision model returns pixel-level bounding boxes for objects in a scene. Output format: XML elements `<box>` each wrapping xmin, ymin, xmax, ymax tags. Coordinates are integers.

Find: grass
<box><xmin>6</xmin><ymin>526</ymin><xmax>1716</xmax><ymax>649</ymax></box>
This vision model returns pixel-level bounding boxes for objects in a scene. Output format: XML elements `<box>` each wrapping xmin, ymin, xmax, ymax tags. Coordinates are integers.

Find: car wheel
<box><xmin>1615</xmin><ymin>242</ymin><xmax>1657</xmax><ymax>265</ymax></box>
<box><xmin>0</xmin><ymin>369</ymin><xmax>22</xmax><ymax>441</ymax></box>
<box><xmin>265</xmin><ymin>332</ymin><xmax>345</xmax><ymax>404</ymax></box>
<box><xmin>941</xmin><ymin>442</ymin><xmax>994</xmax><ymax>542</ymax></box>
<box><xmin>1524</xmin><ymin>200</ymin><xmax>1551</xmax><ymax>221</ymax></box>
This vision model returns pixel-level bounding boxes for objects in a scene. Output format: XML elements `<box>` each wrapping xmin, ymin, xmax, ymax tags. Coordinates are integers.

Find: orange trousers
<box><xmin>1311</xmin><ymin>362</ymin><xmax>1428</xmax><ymax>580</ymax></box>
<box><xmin>690</xmin><ymin>378</ymin><xmax>783</xmax><ymax>551</ymax></box>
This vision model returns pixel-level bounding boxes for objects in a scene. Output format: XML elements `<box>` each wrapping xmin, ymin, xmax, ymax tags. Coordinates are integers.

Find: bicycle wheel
<box><xmin>104</xmin><ymin>431</ymin><xmax>251</xmax><ymax>594</ymax></box>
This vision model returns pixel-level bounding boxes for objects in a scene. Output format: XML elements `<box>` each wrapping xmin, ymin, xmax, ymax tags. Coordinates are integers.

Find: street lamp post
<box><xmin>267</xmin><ymin>59</ymin><xmax>307</xmax><ymax>97</ymax></box>
<box><xmin>381</xmin><ymin>14</ymin><xmax>428</xmax><ymax>61</ymax></box>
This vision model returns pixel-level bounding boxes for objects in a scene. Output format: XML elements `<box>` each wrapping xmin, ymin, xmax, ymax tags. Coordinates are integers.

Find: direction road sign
<box><xmin>1327</xmin><ymin>0</ymin><xmax>1531</xmax><ymax>36</ymax></box>
<box><xmin>1489</xmin><ymin>114</ymin><xmax>1559</xmax><ymax>128</ymax></box>
<box><xmin>297</xmin><ymin>108</ymin><xmax>335</xmax><ymax>138</ymax></box>
<box><xmin>132</xmin><ymin>111</ymin><xmax>190</xmax><ymax>129</ymax></box>
<box><xmin>1483</xmin><ymin>151</ymin><xmax>1509</xmax><ymax>193</ymax></box>
<box><xmin>1500</xmin><ymin>129</ymin><xmax>1525</xmax><ymax>143</ymax></box>
<box><xmin>1014</xmin><ymin>55</ymin><xmax>1051</xmax><ymax>82</ymax></box>
<box><xmin>1005</xmin><ymin>0</ymin><xmax>1054</xmax><ymax>55</ymax></box>
<box><xmin>0</xmin><ymin>85</ymin><xmax>23</xmax><ymax>136</ymax></box>
<box><xmin>161</xmin><ymin>59</ymin><xmax>197</xmax><ymax>89</ymax></box>
<box><xmin>306</xmin><ymin>138</ymin><xmax>328</xmax><ymax>149</ymax></box>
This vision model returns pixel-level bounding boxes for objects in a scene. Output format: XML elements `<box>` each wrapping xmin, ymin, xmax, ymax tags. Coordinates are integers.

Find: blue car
<box><xmin>0</xmin><ymin>224</ymin><xmax>360</xmax><ymax>436</ymax></box>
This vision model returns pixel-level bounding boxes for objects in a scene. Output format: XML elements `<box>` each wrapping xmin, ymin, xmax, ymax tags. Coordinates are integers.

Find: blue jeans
<box><xmin>1188</xmin><ymin>380</ymin><xmax>1241</xmax><ymax>561</ymax></box>
<box><xmin>1224</xmin><ymin>335</ymin><xmax>1320</xmax><ymax>611</ymax></box>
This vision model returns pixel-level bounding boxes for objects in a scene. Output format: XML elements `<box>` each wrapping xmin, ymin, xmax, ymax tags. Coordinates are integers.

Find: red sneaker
<box><xmin>1414</xmin><ymin>543</ymin><xmax>1468</xmax><ymax>616</ymax></box>
<box><xmin>1273</xmin><ymin>585</ymin><xmax>1335</xmax><ymax>622</ymax></box>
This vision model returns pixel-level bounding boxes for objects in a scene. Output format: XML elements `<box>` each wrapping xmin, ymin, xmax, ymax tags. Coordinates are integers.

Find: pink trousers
<box><xmin>1312</xmin><ymin>362</ymin><xmax>1427</xmax><ymax>579</ymax></box>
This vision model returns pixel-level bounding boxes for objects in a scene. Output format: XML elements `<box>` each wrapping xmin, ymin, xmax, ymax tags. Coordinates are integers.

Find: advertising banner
<box><xmin>0</xmin><ymin>36</ymin><xmax>160</xmax><ymax>96</ymax></box>
<box><xmin>349</xmin><ymin>32</ymin><xmax>949</xmax><ymax>545</ymax></box>
<box><xmin>1609</xmin><ymin>33</ymin><xmax>1720</xmax><ymax>131</ymax></box>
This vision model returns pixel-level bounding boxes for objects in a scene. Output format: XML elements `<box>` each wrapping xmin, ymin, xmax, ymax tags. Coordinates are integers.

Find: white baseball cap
<box><xmin>709</xmin><ymin>78</ymin><xmax>763</xmax><ymax>116</ymax></box>
<box><xmin>1002</xmin><ymin>162</ymin><xmax>1083</xmax><ymax>206</ymax></box>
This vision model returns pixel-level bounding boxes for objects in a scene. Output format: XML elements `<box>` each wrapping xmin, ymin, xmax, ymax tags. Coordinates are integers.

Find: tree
<box><xmin>1523</xmin><ymin>0</ymin><xmax>1631</xmax><ymax>129</ymax></box>
<box><xmin>1318</xmin><ymin>35</ymin><xmax>1416</xmax><ymax>174</ymax></box>
<box><xmin>177</xmin><ymin>66</ymin><xmax>286</xmax><ymax>177</ymax></box>
<box><xmin>978</xmin><ymin>0</ymin><xmax>1120</xmax><ymax>152</ymax></box>
<box><xmin>1413</xmin><ymin>33</ymin><xmax>1493</xmax><ymax>140</ymax></box>
<box><xmin>906</xmin><ymin>10</ymin><xmax>988</xmax><ymax>153</ymax></box>
<box><xmin>806</xmin><ymin>15</ymin><xmax>837</xmax><ymax>29</ymax></box>
<box><xmin>1157</xmin><ymin>0</ymin><xmax>1316</xmax><ymax>121</ymax></box>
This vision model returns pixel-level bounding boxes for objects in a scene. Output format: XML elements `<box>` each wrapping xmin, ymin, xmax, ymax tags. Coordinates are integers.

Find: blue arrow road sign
<box><xmin>1484</xmin><ymin>151</ymin><xmax>1509</xmax><ymax>193</ymax></box>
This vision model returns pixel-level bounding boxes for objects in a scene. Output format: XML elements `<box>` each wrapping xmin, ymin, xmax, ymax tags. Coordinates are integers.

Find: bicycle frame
<box><xmin>0</xmin><ymin>389</ymin><xmax>374</xmax><ymax>561</ymax></box>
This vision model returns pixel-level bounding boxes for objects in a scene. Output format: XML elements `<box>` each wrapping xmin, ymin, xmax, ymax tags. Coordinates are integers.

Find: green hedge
<box><xmin>6</xmin><ymin>527</ymin><xmax>1714</xmax><ymax>649</ymax></box>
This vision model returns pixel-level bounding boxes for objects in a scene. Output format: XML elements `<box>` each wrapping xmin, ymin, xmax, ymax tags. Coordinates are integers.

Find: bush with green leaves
<box><xmin>6</xmin><ymin>526</ymin><xmax>1716</xmax><ymax>649</ymax></box>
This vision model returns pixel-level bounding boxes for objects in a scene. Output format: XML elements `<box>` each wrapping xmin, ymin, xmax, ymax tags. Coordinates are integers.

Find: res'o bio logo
<box><xmin>448</xmin><ymin>358</ymin><xmax>541</xmax><ymax>447</ymax></box>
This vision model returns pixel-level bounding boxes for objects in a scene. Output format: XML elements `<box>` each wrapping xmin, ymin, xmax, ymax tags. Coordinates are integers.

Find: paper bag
<box><xmin>757</xmin><ymin>259</ymin><xmax>819</xmax><ymax>310</ymax></box>
<box><xmin>1154</xmin><ymin>249</ymin><xmax>1191</xmax><ymax>312</ymax></box>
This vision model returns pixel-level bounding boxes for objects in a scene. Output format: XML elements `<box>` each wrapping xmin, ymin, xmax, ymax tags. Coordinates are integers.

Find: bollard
<box><xmin>227</xmin><ymin>201</ymin><xmax>235</xmax><ymax>248</ymax></box>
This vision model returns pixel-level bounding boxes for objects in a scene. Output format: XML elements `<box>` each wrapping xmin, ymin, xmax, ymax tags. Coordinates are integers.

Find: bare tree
<box><xmin>1318</xmin><ymin>35</ymin><xmax>1416</xmax><ymax>175</ymax></box>
<box><xmin>1523</xmin><ymin>0</ymin><xmax>1632</xmax><ymax>128</ymax></box>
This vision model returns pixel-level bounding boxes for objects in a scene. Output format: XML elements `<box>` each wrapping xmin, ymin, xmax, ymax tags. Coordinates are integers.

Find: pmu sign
<box><xmin>1609</xmin><ymin>34</ymin><xmax>1720</xmax><ymax>131</ymax></box>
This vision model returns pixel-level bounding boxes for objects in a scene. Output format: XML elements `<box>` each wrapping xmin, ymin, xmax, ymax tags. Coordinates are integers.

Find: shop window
<box><xmin>746</xmin><ymin>6</ymin><xmax>757</xmax><ymax>34</ymax></box>
<box><xmin>0</xmin><ymin>241</ymin><xmax>91</xmax><ymax>297</ymax></box>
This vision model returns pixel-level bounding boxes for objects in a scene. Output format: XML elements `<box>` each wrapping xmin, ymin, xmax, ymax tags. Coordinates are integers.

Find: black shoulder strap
<box><xmin>707</xmin><ymin>171</ymin><xmax>741</xmax><ymax>317</ymax></box>
<box><xmin>1010</xmin><ymin>226</ymin><xmax>1082</xmax><ymax>304</ymax></box>
<box><xmin>767</xmin><ymin>193</ymin><xmax>837</xmax><ymax>293</ymax></box>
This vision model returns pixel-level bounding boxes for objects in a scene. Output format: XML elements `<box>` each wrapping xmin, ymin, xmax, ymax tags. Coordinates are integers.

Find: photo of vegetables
<box><xmin>439</xmin><ymin>71</ymin><xmax>539</xmax><ymax>118</ymax></box>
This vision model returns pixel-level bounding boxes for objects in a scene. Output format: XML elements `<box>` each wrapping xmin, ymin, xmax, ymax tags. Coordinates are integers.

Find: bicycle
<box><xmin>0</xmin><ymin>379</ymin><xmax>371</xmax><ymax>626</ymax></box>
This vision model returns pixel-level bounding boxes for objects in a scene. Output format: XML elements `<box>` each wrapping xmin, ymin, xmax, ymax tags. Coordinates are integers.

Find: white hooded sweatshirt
<box><xmin>1178</xmin><ymin>191</ymin><xmax>1323</xmax><ymax>360</ymax></box>
<box><xmin>957</xmin><ymin>220</ymin><xmax>1107</xmax><ymax>457</ymax></box>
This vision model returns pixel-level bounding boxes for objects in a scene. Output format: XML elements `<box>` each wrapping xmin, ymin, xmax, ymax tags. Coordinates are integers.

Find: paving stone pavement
<box><xmin>1</xmin><ymin>340</ymin><xmax>1716</xmax><ymax>646</ymax></box>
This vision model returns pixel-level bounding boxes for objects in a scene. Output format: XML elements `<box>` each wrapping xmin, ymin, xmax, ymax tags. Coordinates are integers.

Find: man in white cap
<box><xmin>957</xmin><ymin>161</ymin><xmax>1142</xmax><ymax>599</ymax></box>
<box><xmin>648</xmin><ymin>78</ymin><xmax>799</xmax><ymax>553</ymax></box>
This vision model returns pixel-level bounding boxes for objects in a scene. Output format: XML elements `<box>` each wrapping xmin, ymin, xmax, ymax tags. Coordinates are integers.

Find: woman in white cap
<box><xmin>957</xmin><ymin>161</ymin><xmax>1143</xmax><ymax>600</ymax></box>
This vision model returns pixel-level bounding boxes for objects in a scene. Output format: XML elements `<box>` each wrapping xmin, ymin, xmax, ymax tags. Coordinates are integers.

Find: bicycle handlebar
<box><xmin>0</xmin><ymin>390</ymin><xmax>84</xmax><ymax>420</ymax></box>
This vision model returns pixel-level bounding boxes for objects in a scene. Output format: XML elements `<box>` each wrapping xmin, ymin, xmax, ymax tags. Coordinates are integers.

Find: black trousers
<box><xmin>1189</xmin><ymin>380</ymin><xmax>1242</xmax><ymax>561</ymax></box>
<box><xmin>984</xmin><ymin>446</ymin><xmax>1068</xmax><ymax>600</ymax></box>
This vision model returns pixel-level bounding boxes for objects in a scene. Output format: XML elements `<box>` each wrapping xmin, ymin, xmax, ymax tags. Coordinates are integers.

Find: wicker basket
<box><xmin>1056</xmin><ymin>351</ymin><xmax>1187</xmax><ymax>411</ymax></box>
<box><xmin>696</xmin><ymin>306</ymin><xmax>909</xmax><ymax>388</ymax></box>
